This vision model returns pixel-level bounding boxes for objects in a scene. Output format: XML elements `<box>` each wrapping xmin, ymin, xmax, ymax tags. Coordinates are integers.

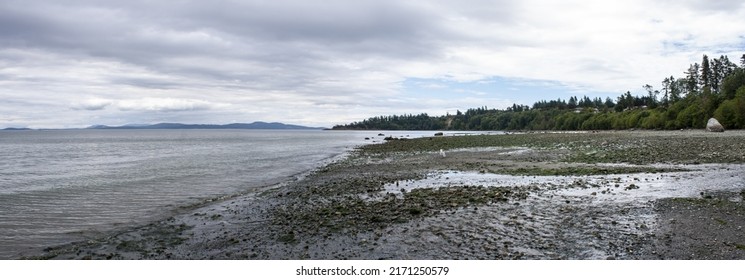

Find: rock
<box><xmin>706</xmin><ymin>118</ymin><xmax>724</xmax><ymax>132</ymax></box>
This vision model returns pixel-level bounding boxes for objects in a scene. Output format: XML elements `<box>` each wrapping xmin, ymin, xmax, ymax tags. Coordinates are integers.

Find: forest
<box><xmin>333</xmin><ymin>54</ymin><xmax>745</xmax><ymax>131</ymax></box>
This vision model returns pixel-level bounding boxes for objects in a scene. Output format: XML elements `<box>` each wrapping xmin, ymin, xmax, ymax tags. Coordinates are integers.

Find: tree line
<box><xmin>333</xmin><ymin>54</ymin><xmax>745</xmax><ymax>131</ymax></box>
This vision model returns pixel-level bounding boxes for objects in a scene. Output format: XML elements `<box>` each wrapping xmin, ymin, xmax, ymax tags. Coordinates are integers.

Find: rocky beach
<box><xmin>33</xmin><ymin>130</ymin><xmax>745</xmax><ymax>260</ymax></box>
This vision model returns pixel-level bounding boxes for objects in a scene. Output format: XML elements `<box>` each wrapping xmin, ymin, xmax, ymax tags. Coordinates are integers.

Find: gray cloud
<box><xmin>672</xmin><ymin>0</ymin><xmax>745</xmax><ymax>12</ymax></box>
<box><xmin>116</xmin><ymin>98</ymin><xmax>216</xmax><ymax>112</ymax></box>
<box><xmin>71</xmin><ymin>98</ymin><xmax>112</xmax><ymax>111</ymax></box>
<box><xmin>1</xmin><ymin>0</ymin><xmax>744</xmax><ymax>128</ymax></box>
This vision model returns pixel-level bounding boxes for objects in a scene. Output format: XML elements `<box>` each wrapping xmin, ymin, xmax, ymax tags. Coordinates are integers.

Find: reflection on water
<box><xmin>381</xmin><ymin>164</ymin><xmax>745</xmax><ymax>203</ymax></box>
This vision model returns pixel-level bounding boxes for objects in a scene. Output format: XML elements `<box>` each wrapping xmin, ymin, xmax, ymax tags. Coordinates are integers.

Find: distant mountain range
<box><xmin>1</xmin><ymin>127</ymin><xmax>32</xmax><ymax>131</ymax></box>
<box><xmin>86</xmin><ymin>122</ymin><xmax>326</xmax><ymax>130</ymax></box>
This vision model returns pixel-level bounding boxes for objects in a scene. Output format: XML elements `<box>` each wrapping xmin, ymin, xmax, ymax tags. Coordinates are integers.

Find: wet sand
<box><xmin>33</xmin><ymin>130</ymin><xmax>745</xmax><ymax>259</ymax></box>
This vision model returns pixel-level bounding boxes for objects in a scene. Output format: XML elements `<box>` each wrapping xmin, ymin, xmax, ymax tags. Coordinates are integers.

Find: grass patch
<box><xmin>735</xmin><ymin>244</ymin><xmax>745</xmax><ymax>251</ymax></box>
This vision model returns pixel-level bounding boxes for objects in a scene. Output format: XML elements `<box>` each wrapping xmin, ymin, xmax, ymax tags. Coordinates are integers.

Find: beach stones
<box><xmin>706</xmin><ymin>118</ymin><xmax>724</xmax><ymax>132</ymax></box>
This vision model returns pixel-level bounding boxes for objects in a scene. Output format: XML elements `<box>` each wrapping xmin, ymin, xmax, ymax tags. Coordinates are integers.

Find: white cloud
<box><xmin>116</xmin><ymin>98</ymin><xmax>218</xmax><ymax>112</ymax></box>
<box><xmin>71</xmin><ymin>98</ymin><xmax>113</xmax><ymax>111</ymax></box>
<box><xmin>1</xmin><ymin>0</ymin><xmax>745</xmax><ymax>128</ymax></box>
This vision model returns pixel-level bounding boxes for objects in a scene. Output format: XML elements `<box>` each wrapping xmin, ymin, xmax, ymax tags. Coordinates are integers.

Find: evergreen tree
<box><xmin>722</xmin><ymin>69</ymin><xmax>745</xmax><ymax>99</ymax></box>
<box><xmin>701</xmin><ymin>54</ymin><xmax>711</xmax><ymax>91</ymax></box>
<box><xmin>642</xmin><ymin>84</ymin><xmax>658</xmax><ymax>108</ymax></box>
<box><xmin>592</xmin><ymin>97</ymin><xmax>603</xmax><ymax>108</ymax></box>
<box><xmin>661</xmin><ymin>77</ymin><xmax>672</xmax><ymax>107</ymax></box>
<box><xmin>604</xmin><ymin>97</ymin><xmax>615</xmax><ymax>109</ymax></box>
<box><xmin>669</xmin><ymin>76</ymin><xmax>683</xmax><ymax>103</ymax></box>
<box><xmin>334</xmin><ymin>53</ymin><xmax>745</xmax><ymax>131</ymax></box>
<box><xmin>568</xmin><ymin>96</ymin><xmax>578</xmax><ymax>109</ymax></box>
<box><xmin>685</xmin><ymin>63</ymin><xmax>700</xmax><ymax>95</ymax></box>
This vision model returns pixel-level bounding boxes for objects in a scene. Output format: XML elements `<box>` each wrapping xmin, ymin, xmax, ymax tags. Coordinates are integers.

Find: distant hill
<box><xmin>1</xmin><ymin>127</ymin><xmax>32</xmax><ymax>131</ymax></box>
<box><xmin>87</xmin><ymin>122</ymin><xmax>326</xmax><ymax>130</ymax></box>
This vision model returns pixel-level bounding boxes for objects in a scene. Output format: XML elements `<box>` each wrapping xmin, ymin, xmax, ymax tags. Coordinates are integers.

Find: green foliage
<box><xmin>581</xmin><ymin>113</ymin><xmax>613</xmax><ymax>130</ymax></box>
<box><xmin>721</xmin><ymin>69</ymin><xmax>745</xmax><ymax>99</ymax></box>
<box><xmin>641</xmin><ymin>110</ymin><xmax>665</xmax><ymax>129</ymax></box>
<box><xmin>334</xmin><ymin>53</ymin><xmax>745</xmax><ymax>131</ymax></box>
<box><xmin>677</xmin><ymin>100</ymin><xmax>704</xmax><ymax>128</ymax></box>
<box><xmin>714</xmin><ymin>99</ymin><xmax>738</xmax><ymax>129</ymax></box>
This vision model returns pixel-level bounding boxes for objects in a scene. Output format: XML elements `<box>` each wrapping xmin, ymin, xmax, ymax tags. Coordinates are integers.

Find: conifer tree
<box><xmin>701</xmin><ymin>54</ymin><xmax>711</xmax><ymax>91</ymax></box>
<box><xmin>685</xmin><ymin>63</ymin><xmax>700</xmax><ymax>95</ymax></box>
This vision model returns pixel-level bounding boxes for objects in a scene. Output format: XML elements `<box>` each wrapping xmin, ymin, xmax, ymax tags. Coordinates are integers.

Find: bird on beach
<box><xmin>439</xmin><ymin>149</ymin><xmax>446</xmax><ymax>157</ymax></box>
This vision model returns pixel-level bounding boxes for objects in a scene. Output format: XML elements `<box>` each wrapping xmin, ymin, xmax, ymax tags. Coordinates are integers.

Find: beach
<box><xmin>36</xmin><ymin>130</ymin><xmax>745</xmax><ymax>260</ymax></box>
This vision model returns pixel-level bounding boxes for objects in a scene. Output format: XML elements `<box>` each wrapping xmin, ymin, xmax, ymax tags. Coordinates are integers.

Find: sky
<box><xmin>1</xmin><ymin>0</ymin><xmax>745</xmax><ymax>128</ymax></box>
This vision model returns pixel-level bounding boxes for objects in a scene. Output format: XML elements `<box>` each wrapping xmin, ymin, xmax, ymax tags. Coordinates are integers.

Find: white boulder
<box><xmin>706</xmin><ymin>118</ymin><xmax>724</xmax><ymax>132</ymax></box>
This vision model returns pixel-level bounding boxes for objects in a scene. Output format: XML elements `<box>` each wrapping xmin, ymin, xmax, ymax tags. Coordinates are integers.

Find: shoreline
<box><xmin>11</xmin><ymin>147</ymin><xmax>356</xmax><ymax>260</ymax></box>
<box><xmin>34</xmin><ymin>130</ymin><xmax>745</xmax><ymax>259</ymax></box>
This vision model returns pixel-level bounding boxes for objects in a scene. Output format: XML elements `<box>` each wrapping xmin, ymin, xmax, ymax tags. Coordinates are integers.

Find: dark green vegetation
<box><xmin>335</xmin><ymin>54</ymin><xmax>745</xmax><ymax>130</ymax></box>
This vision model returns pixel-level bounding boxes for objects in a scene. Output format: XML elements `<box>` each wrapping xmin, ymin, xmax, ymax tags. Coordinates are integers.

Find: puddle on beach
<box><xmin>378</xmin><ymin>164</ymin><xmax>745</xmax><ymax>203</ymax></box>
<box><xmin>366</xmin><ymin>164</ymin><xmax>745</xmax><ymax>259</ymax></box>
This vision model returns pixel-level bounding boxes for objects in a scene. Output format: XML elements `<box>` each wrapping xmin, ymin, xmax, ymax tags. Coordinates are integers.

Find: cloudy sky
<box><xmin>2</xmin><ymin>0</ymin><xmax>744</xmax><ymax>128</ymax></box>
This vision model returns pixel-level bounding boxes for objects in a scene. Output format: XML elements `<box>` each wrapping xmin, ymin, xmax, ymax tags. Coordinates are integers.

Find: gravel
<box><xmin>35</xmin><ymin>130</ymin><xmax>745</xmax><ymax>260</ymax></box>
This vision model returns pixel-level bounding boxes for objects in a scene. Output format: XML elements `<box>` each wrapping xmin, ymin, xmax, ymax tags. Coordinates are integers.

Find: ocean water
<box><xmin>0</xmin><ymin>129</ymin><xmax>392</xmax><ymax>259</ymax></box>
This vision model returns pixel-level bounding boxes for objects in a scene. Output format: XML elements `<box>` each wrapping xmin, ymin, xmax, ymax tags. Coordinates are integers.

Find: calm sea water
<box><xmin>0</xmin><ymin>129</ymin><xmax>413</xmax><ymax>259</ymax></box>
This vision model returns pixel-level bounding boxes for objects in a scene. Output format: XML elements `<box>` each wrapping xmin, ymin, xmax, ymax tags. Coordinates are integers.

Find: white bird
<box><xmin>439</xmin><ymin>149</ymin><xmax>446</xmax><ymax>157</ymax></box>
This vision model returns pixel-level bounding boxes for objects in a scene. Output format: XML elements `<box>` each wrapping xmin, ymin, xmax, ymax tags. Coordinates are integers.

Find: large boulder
<box><xmin>706</xmin><ymin>118</ymin><xmax>724</xmax><ymax>132</ymax></box>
